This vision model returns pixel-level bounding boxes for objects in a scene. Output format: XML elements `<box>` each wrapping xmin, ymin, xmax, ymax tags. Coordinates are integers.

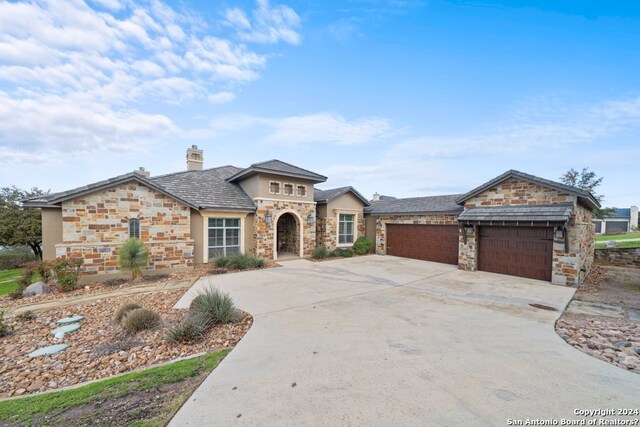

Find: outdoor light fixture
<box><xmin>555</xmin><ymin>226</ymin><xmax>565</xmax><ymax>239</ymax></box>
<box><xmin>265</xmin><ymin>210</ymin><xmax>272</xmax><ymax>226</ymax></box>
<box><xmin>464</xmin><ymin>224</ymin><xmax>474</xmax><ymax>235</ymax></box>
<box><xmin>307</xmin><ymin>212</ymin><xmax>314</xmax><ymax>225</ymax></box>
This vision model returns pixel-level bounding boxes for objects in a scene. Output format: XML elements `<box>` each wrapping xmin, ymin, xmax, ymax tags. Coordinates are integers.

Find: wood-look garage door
<box><xmin>386</xmin><ymin>224</ymin><xmax>459</xmax><ymax>265</ymax></box>
<box><xmin>478</xmin><ymin>226</ymin><xmax>553</xmax><ymax>281</ymax></box>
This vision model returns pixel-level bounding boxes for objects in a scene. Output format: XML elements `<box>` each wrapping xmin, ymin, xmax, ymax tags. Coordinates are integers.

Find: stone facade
<box><xmin>374</xmin><ymin>214</ymin><xmax>459</xmax><ymax>254</ymax></box>
<box><xmin>459</xmin><ymin>177</ymin><xmax>593</xmax><ymax>286</ymax></box>
<box><xmin>594</xmin><ymin>247</ymin><xmax>640</xmax><ymax>268</ymax></box>
<box><xmin>316</xmin><ymin>215</ymin><xmax>366</xmax><ymax>250</ymax></box>
<box><xmin>253</xmin><ymin>199</ymin><xmax>316</xmax><ymax>259</ymax></box>
<box><xmin>55</xmin><ymin>181</ymin><xmax>193</xmax><ymax>274</ymax></box>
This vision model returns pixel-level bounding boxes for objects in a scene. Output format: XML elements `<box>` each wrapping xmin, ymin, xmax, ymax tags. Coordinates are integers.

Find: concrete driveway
<box><xmin>170</xmin><ymin>256</ymin><xmax>640</xmax><ymax>426</ymax></box>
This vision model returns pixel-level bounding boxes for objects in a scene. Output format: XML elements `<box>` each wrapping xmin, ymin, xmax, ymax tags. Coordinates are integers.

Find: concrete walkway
<box><xmin>171</xmin><ymin>256</ymin><xmax>640</xmax><ymax>426</ymax></box>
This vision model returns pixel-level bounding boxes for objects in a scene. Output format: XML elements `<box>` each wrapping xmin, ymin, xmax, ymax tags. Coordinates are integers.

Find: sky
<box><xmin>0</xmin><ymin>0</ymin><xmax>639</xmax><ymax>207</ymax></box>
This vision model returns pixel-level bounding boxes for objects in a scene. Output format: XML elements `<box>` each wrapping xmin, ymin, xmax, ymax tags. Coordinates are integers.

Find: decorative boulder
<box><xmin>22</xmin><ymin>282</ymin><xmax>52</xmax><ymax>297</ymax></box>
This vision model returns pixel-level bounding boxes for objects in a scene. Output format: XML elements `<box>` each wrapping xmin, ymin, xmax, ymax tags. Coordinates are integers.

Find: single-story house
<box><xmin>593</xmin><ymin>207</ymin><xmax>638</xmax><ymax>234</ymax></box>
<box><xmin>23</xmin><ymin>146</ymin><xmax>599</xmax><ymax>286</ymax></box>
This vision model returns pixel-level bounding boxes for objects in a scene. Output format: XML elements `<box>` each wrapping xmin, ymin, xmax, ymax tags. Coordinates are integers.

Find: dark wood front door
<box><xmin>386</xmin><ymin>224</ymin><xmax>459</xmax><ymax>265</ymax></box>
<box><xmin>478</xmin><ymin>226</ymin><xmax>553</xmax><ymax>281</ymax></box>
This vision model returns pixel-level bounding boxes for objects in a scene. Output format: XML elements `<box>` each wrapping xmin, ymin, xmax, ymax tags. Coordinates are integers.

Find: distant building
<box><xmin>594</xmin><ymin>206</ymin><xmax>639</xmax><ymax>234</ymax></box>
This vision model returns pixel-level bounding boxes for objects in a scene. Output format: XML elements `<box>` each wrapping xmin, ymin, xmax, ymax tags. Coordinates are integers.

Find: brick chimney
<box><xmin>186</xmin><ymin>145</ymin><xmax>203</xmax><ymax>171</ymax></box>
<box><xmin>372</xmin><ymin>192</ymin><xmax>381</xmax><ymax>201</ymax></box>
<box><xmin>135</xmin><ymin>167</ymin><xmax>150</xmax><ymax>178</ymax></box>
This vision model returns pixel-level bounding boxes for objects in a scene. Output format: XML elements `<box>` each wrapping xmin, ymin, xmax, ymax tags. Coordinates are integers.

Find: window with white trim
<box><xmin>296</xmin><ymin>185</ymin><xmax>307</xmax><ymax>197</ymax></box>
<box><xmin>338</xmin><ymin>214</ymin><xmax>355</xmax><ymax>244</ymax></box>
<box><xmin>283</xmin><ymin>183</ymin><xmax>294</xmax><ymax>196</ymax></box>
<box><xmin>208</xmin><ymin>218</ymin><xmax>241</xmax><ymax>259</ymax></box>
<box><xmin>128</xmin><ymin>218</ymin><xmax>140</xmax><ymax>239</ymax></box>
<box><xmin>269</xmin><ymin>181</ymin><xmax>281</xmax><ymax>194</ymax></box>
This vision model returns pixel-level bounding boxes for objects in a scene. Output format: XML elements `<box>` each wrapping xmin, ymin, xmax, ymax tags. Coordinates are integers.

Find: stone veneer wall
<box><xmin>56</xmin><ymin>181</ymin><xmax>193</xmax><ymax>274</ymax></box>
<box><xmin>459</xmin><ymin>177</ymin><xmax>594</xmax><ymax>286</ymax></box>
<box><xmin>375</xmin><ymin>214</ymin><xmax>459</xmax><ymax>255</ymax></box>
<box><xmin>253</xmin><ymin>199</ymin><xmax>316</xmax><ymax>259</ymax></box>
<box><xmin>316</xmin><ymin>216</ymin><xmax>366</xmax><ymax>250</ymax></box>
<box><xmin>594</xmin><ymin>247</ymin><xmax>640</xmax><ymax>268</ymax></box>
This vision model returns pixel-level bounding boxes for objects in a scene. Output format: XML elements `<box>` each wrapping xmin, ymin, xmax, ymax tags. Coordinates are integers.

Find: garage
<box><xmin>478</xmin><ymin>226</ymin><xmax>553</xmax><ymax>281</ymax></box>
<box><xmin>604</xmin><ymin>221</ymin><xmax>628</xmax><ymax>234</ymax></box>
<box><xmin>386</xmin><ymin>224</ymin><xmax>459</xmax><ymax>265</ymax></box>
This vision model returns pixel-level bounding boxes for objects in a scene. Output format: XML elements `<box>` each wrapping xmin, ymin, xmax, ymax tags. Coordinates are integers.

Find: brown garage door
<box><xmin>386</xmin><ymin>224</ymin><xmax>459</xmax><ymax>265</ymax></box>
<box><xmin>478</xmin><ymin>226</ymin><xmax>553</xmax><ymax>281</ymax></box>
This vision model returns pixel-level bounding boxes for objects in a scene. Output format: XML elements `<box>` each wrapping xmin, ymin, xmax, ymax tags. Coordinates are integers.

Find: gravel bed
<box><xmin>0</xmin><ymin>289</ymin><xmax>252</xmax><ymax>398</ymax></box>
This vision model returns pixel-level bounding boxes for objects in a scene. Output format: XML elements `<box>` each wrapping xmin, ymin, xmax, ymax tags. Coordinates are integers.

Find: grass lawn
<box><xmin>596</xmin><ymin>240</ymin><xmax>640</xmax><ymax>249</ymax></box>
<box><xmin>0</xmin><ymin>349</ymin><xmax>229</xmax><ymax>427</ymax></box>
<box><xmin>0</xmin><ymin>268</ymin><xmax>23</xmax><ymax>296</ymax></box>
<box><xmin>595</xmin><ymin>232</ymin><xmax>640</xmax><ymax>242</ymax></box>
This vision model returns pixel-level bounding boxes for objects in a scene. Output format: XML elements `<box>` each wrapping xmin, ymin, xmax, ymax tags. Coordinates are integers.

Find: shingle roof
<box><xmin>314</xmin><ymin>186</ymin><xmax>370</xmax><ymax>206</ymax></box>
<box><xmin>458</xmin><ymin>204</ymin><xmax>574</xmax><ymax>224</ymax></box>
<box><xmin>21</xmin><ymin>172</ymin><xmax>198</xmax><ymax>209</ymax></box>
<box><xmin>151</xmin><ymin>166</ymin><xmax>255</xmax><ymax>211</ymax></box>
<box><xmin>227</xmin><ymin>159</ymin><xmax>327</xmax><ymax>184</ymax></box>
<box><xmin>456</xmin><ymin>170</ymin><xmax>601</xmax><ymax>210</ymax></box>
<box><xmin>365</xmin><ymin>194</ymin><xmax>464</xmax><ymax>216</ymax></box>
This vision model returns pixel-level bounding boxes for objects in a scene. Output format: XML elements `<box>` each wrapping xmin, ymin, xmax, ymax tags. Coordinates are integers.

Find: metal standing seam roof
<box><xmin>226</xmin><ymin>159</ymin><xmax>328</xmax><ymax>184</ymax></box>
<box><xmin>314</xmin><ymin>186</ymin><xmax>370</xmax><ymax>206</ymax></box>
<box><xmin>455</xmin><ymin>169</ymin><xmax>601</xmax><ymax>210</ymax></box>
<box><xmin>365</xmin><ymin>194</ymin><xmax>465</xmax><ymax>216</ymax></box>
<box><xmin>458</xmin><ymin>204</ymin><xmax>574</xmax><ymax>224</ymax></box>
<box><xmin>609</xmin><ymin>208</ymin><xmax>631</xmax><ymax>218</ymax></box>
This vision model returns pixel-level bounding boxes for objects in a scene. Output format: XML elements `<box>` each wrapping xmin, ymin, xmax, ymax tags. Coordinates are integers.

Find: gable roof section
<box><xmin>227</xmin><ymin>159</ymin><xmax>327</xmax><ymax>184</ymax></box>
<box><xmin>22</xmin><ymin>172</ymin><xmax>199</xmax><ymax>209</ymax></box>
<box><xmin>314</xmin><ymin>186</ymin><xmax>370</xmax><ymax>206</ymax></box>
<box><xmin>365</xmin><ymin>194</ymin><xmax>464</xmax><ymax>216</ymax></box>
<box><xmin>151</xmin><ymin>166</ymin><xmax>256</xmax><ymax>211</ymax></box>
<box><xmin>455</xmin><ymin>170</ymin><xmax>601</xmax><ymax>210</ymax></box>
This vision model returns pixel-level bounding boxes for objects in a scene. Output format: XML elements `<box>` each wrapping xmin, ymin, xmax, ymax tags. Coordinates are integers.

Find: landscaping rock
<box><xmin>23</xmin><ymin>282</ymin><xmax>51</xmax><ymax>297</ymax></box>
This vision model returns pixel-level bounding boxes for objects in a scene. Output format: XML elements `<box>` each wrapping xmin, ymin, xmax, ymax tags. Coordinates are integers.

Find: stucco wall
<box><xmin>190</xmin><ymin>209</ymin><xmax>204</xmax><ymax>265</ymax></box>
<box><xmin>56</xmin><ymin>181</ymin><xmax>193</xmax><ymax>274</ymax></box>
<box><xmin>374</xmin><ymin>214</ymin><xmax>459</xmax><ymax>255</ymax></box>
<box><xmin>41</xmin><ymin>208</ymin><xmax>63</xmax><ymax>261</ymax></box>
<box><xmin>239</xmin><ymin>173</ymin><xmax>315</xmax><ymax>203</ymax></box>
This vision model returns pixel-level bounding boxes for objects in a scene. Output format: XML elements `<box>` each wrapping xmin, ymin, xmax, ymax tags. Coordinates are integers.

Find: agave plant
<box><xmin>118</xmin><ymin>238</ymin><xmax>149</xmax><ymax>280</ymax></box>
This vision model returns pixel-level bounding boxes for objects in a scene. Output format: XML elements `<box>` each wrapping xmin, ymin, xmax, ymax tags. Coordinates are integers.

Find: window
<box><xmin>338</xmin><ymin>214</ymin><xmax>355</xmax><ymax>244</ymax></box>
<box><xmin>208</xmin><ymin>218</ymin><xmax>241</xmax><ymax>259</ymax></box>
<box><xmin>269</xmin><ymin>181</ymin><xmax>281</xmax><ymax>194</ymax></box>
<box><xmin>283</xmin><ymin>183</ymin><xmax>294</xmax><ymax>196</ymax></box>
<box><xmin>296</xmin><ymin>185</ymin><xmax>307</xmax><ymax>197</ymax></box>
<box><xmin>128</xmin><ymin>218</ymin><xmax>140</xmax><ymax>239</ymax></box>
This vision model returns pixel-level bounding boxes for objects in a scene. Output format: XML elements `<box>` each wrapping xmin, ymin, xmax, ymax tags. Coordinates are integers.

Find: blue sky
<box><xmin>0</xmin><ymin>0</ymin><xmax>639</xmax><ymax>207</ymax></box>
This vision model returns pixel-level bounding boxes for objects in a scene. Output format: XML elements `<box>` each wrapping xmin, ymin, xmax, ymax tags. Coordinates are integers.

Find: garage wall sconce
<box><xmin>464</xmin><ymin>225</ymin><xmax>475</xmax><ymax>235</ymax></box>
<box><xmin>307</xmin><ymin>212</ymin><xmax>314</xmax><ymax>225</ymax></box>
<box><xmin>265</xmin><ymin>210</ymin><xmax>272</xmax><ymax>226</ymax></box>
<box><xmin>554</xmin><ymin>226</ymin><xmax>565</xmax><ymax>239</ymax></box>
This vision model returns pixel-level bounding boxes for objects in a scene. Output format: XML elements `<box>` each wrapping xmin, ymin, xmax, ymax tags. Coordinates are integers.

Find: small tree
<box><xmin>0</xmin><ymin>186</ymin><xmax>50</xmax><ymax>260</ymax></box>
<box><xmin>560</xmin><ymin>168</ymin><xmax>614</xmax><ymax>219</ymax></box>
<box><xmin>118</xmin><ymin>238</ymin><xmax>149</xmax><ymax>280</ymax></box>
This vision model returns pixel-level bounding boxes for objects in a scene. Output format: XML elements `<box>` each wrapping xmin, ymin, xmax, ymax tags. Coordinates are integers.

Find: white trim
<box><xmin>201</xmin><ymin>212</ymin><xmax>248</xmax><ymax>263</ymax></box>
<box><xmin>283</xmin><ymin>182</ymin><xmax>295</xmax><ymax>196</ymax></box>
<box><xmin>296</xmin><ymin>184</ymin><xmax>308</xmax><ymax>197</ymax></box>
<box><xmin>336</xmin><ymin>211</ymin><xmax>357</xmax><ymax>247</ymax></box>
<box><xmin>254</xmin><ymin>197</ymin><xmax>317</xmax><ymax>205</ymax></box>
<box><xmin>272</xmin><ymin>209</ymin><xmax>304</xmax><ymax>260</ymax></box>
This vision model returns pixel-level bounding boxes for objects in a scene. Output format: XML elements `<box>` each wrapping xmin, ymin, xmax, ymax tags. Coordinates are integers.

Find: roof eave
<box><xmin>198</xmin><ymin>206</ymin><xmax>257</xmax><ymax>212</ymax></box>
<box><xmin>227</xmin><ymin>167</ymin><xmax>328</xmax><ymax>184</ymax></box>
<box><xmin>367</xmin><ymin>210</ymin><xmax>463</xmax><ymax>216</ymax></box>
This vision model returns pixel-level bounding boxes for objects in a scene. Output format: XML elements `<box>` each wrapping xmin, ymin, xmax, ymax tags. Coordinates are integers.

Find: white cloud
<box><xmin>205</xmin><ymin>112</ymin><xmax>392</xmax><ymax>145</ymax></box>
<box><xmin>208</xmin><ymin>91</ymin><xmax>236</xmax><ymax>104</ymax></box>
<box><xmin>225</xmin><ymin>0</ymin><xmax>301</xmax><ymax>45</ymax></box>
<box><xmin>0</xmin><ymin>0</ymin><xmax>301</xmax><ymax>162</ymax></box>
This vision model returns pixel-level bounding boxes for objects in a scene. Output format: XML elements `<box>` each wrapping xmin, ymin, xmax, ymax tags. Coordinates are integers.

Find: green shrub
<box><xmin>213</xmin><ymin>253</ymin><xmax>264</xmax><ymax>270</ymax></box>
<box><xmin>0</xmin><ymin>310</ymin><xmax>12</xmax><ymax>337</ymax></box>
<box><xmin>332</xmin><ymin>248</ymin><xmax>353</xmax><ymax>258</ymax></box>
<box><xmin>312</xmin><ymin>246</ymin><xmax>329</xmax><ymax>259</ymax></box>
<box><xmin>352</xmin><ymin>237</ymin><xmax>373</xmax><ymax>255</ymax></box>
<box><xmin>8</xmin><ymin>291</ymin><xmax>23</xmax><ymax>300</ymax></box>
<box><xmin>113</xmin><ymin>303</ymin><xmax>142</xmax><ymax>324</ymax></box>
<box><xmin>47</xmin><ymin>258</ymin><xmax>83</xmax><ymax>292</ymax></box>
<box><xmin>16</xmin><ymin>310</ymin><xmax>36</xmax><ymax>322</ymax></box>
<box><xmin>118</xmin><ymin>238</ymin><xmax>149</xmax><ymax>279</ymax></box>
<box><xmin>166</xmin><ymin>312</ymin><xmax>209</xmax><ymax>344</ymax></box>
<box><xmin>190</xmin><ymin>288</ymin><xmax>237</xmax><ymax>325</ymax></box>
<box><xmin>120</xmin><ymin>308</ymin><xmax>162</xmax><ymax>335</ymax></box>
<box><xmin>0</xmin><ymin>246</ymin><xmax>35</xmax><ymax>270</ymax></box>
<box><xmin>16</xmin><ymin>267</ymin><xmax>34</xmax><ymax>290</ymax></box>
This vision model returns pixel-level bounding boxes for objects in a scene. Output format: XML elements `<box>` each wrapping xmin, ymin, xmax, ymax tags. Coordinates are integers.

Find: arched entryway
<box><xmin>275</xmin><ymin>212</ymin><xmax>301</xmax><ymax>260</ymax></box>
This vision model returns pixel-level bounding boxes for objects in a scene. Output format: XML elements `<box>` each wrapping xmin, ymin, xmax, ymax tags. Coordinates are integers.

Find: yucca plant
<box><xmin>118</xmin><ymin>238</ymin><xmax>149</xmax><ymax>280</ymax></box>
